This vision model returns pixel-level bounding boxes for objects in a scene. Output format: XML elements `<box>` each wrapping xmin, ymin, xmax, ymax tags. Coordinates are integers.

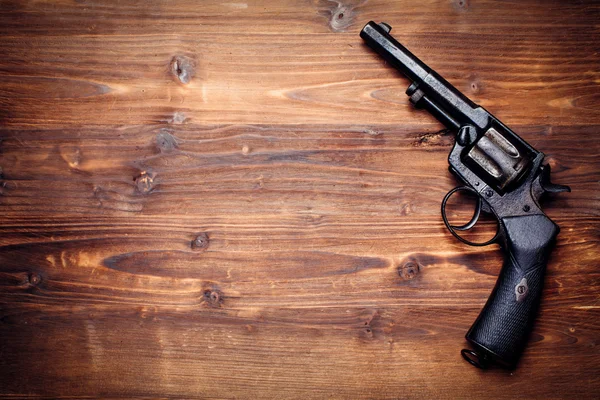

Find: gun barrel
<box><xmin>360</xmin><ymin>21</ymin><xmax>430</xmax><ymax>83</ymax></box>
<box><xmin>361</xmin><ymin>21</ymin><xmax>484</xmax><ymax>130</ymax></box>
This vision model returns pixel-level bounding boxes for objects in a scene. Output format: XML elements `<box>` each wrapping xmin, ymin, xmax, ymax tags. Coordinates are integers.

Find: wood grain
<box><xmin>1</xmin><ymin>31</ymin><xmax>599</xmax><ymax>127</ymax></box>
<box><xmin>1</xmin><ymin>0</ymin><xmax>599</xmax><ymax>398</ymax></box>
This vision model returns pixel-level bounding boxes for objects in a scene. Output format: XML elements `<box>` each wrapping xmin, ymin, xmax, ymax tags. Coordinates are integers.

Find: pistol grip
<box><xmin>465</xmin><ymin>214</ymin><xmax>559</xmax><ymax>368</ymax></box>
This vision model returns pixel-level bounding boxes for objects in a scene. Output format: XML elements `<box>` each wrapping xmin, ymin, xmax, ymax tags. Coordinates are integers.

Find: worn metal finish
<box><xmin>360</xmin><ymin>21</ymin><xmax>571</xmax><ymax>369</ymax></box>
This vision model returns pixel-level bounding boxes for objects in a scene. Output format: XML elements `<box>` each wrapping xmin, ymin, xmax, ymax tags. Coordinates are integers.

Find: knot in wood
<box><xmin>191</xmin><ymin>233</ymin><xmax>209</xmax><ymax>251</ymax></box>
<box><xmin>134</xmin><ymin>170</ymin><xmax>157</xmax><ymax>194</ymax></box>
<box><xmin>466</xmin><ymin>73</ymin><xmax>483</xmax><ymax>95</ymax></box>
<box><xmin>453</xmin><ymin>0</ymin><xmax>470</xmax><ymax>11</ymax></box>
<box><xmin>413</xmin><ymin>129</ymin><xmax>453</xmax><ymax>147</ymax></box>
<box><xmin>170</xmin><ymin>55</ymin><xmax>195</xmax><ymax>85</ymax></box>
<box><xmin>28</xmin><ymin>272</ymin><xmax>41</xmax><ymax>286</ymax></box>
<box><xmin>156</xmin><ymin>130</ymin><xmax>178</xmax><ymax>153</ymax></box>
<box><xmin>398</xmin><ymin>261</ymin><xmax>420</xmax><ymax>280</ymax></box>
<box><xmin>203</xmin><ymin>288</ymin><xmax>223</xmax><ymax>307</ymax></box>
<box><xmin>363</xmin><ymin>128</ymin><xmax>381</xmax><ymax>137</ymax></box>
<box><xmin>325</xmin><ymin>1</ymin><xmax>356</xmax><ymax>32</ymax></box>
<box><xmin>330</xmin><ymin>8</ymin><xmax>350</xmax><ymax>32</ymax></box>
<box><xmin>170</xmin><ymin>111</ymin><xmax>187</xmax><ymax>125</ymax></box>
<box><xmin>59</xmin><ymin>146</ymin><xmax>82</xmax><ymax>169</ymax></box>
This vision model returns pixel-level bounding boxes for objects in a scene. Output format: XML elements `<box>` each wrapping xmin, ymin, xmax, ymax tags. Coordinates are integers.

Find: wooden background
<box><xmin>1</xmin><ymin>0</ymin><xmax>599</xmax><ymax>398</ymax></box>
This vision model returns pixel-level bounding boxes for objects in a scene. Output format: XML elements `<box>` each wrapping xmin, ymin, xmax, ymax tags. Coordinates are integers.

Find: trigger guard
<box><xmin>441</xmin><ymin>186</ymin><xmax>499</xmax><ymax>247</ymax></box>
<box><xmin>452</xmin><ymin>192</ymin><xmax>481</xmax><ymax>231</ymax></box>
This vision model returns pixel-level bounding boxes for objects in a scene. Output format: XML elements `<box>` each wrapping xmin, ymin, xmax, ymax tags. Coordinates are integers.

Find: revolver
<box><xmin>360</xmin><ymin>21</ymin><xmax>570</xmax><ymax>369</ymax></box>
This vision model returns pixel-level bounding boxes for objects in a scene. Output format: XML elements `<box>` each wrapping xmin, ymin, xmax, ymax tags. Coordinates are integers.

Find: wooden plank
<box><xmin>0</xmin><ymin>218</ymin><xmax>597</xmax><ymax>307</ymax></box>
<box><xmin>0</xmin><ymin>31</ymin><xmax>599</xmax><ymax>126</ymax></box>
<box><xmin>0</xmin><ymin>125</ymin><xmax>594</xmax><ymax>218</ymax></box>
<box><xmin>0</xmin><ymin>303</ymin><xmax>598</xmax><ymax>398</ymax></box>
<box><xmin>0</xmin><ymin>0</ymin><xmax>598</xmax><ymax>36</ymax></box>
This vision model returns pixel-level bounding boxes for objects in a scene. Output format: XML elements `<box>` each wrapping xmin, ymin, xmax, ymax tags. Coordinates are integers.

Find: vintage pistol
<box><xmin>360</xmin><ymin>21</ymin><xmax>570</xmax><ymax>369</ymax></box>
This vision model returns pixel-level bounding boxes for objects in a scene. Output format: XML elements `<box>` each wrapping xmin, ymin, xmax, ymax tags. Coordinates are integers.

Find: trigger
<box><xmin>532</xmin><ymin>164</ymin><xmax>570</xmax><ymax>205</ymax></box>
<box><xmin>537</xmin><ymin>165</ymin><xmax>571</xmax><ymax>195</ymax></box>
